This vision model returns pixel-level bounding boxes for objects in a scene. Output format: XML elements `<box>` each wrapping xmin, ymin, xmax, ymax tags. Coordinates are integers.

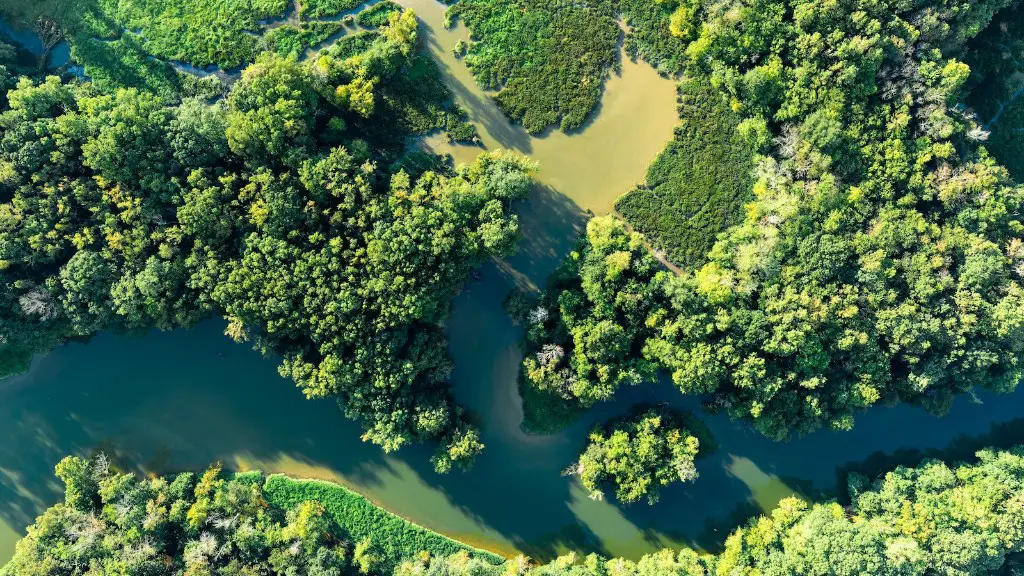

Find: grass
<box><xmin>262</xmin><ymin>474</ymin><xmax>504</xmax><ymax>572</ymax></box>
<box><xmin>615</xmin><ymin>77</ymin><xmax>754</xmax><ymax>268</ymax></box>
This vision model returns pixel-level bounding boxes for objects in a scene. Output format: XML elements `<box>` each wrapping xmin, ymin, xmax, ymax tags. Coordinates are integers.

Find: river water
<box><xmin>3</xmin><ymin>0</ymin><xmax>1024</xmax><ymax>566</ymax></box>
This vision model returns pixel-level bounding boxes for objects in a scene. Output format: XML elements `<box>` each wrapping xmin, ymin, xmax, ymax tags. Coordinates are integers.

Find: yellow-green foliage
<box><xmin>262</xmin><ymin>475</ymin><xmax>503</xmax><ymax>572</ymax></box>
<box><xmin>573</xmin><ymin>407</ymin><xmax>701</xmax><ymax>505</ymax></box>
<box><xmin>615</xmin><ymin>77</ymin><xmax>753</xmax><ymax>268</ymax></box>
<box><xmin>357</xmin><ymin>1</ymin><xmax>403</xmax><ymax>28</ymax></box>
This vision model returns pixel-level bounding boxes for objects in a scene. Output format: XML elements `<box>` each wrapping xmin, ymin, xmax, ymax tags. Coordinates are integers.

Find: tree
<box><xmin>568</xmin><ymin>407</ymin><xmax>700</xmax><ymax>505</ymax></box>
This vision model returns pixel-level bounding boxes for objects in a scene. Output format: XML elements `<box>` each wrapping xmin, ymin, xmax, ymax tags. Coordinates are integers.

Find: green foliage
<box><xmin>517</xmin><ymin>217</ymin><xmax>661</xmax><ymax>416</ymax></box>
<box><xmin>3</xmin><ymin>457</ymin><xmax>353</xmax><ymax>576</ymax></box>
<box><xmin>263</xmin><ymin>22</ymin><xmax>348</xmax><ymax>58</ymax></box>
<box><xmin>615</xmin><ymin>77</ymin><xmax>753</xmax><ymax>268</ymax></box>
<box><xmin>711</xmin><ymin>447</ymin><xmax>1024</xmax><ymax>575</ymax></box>
<box><xmin>570</xmin><ymin>407</ymin><xmax>701</xmax><ymax>505</ymax></box>
<box><xmin>0</xmin><ymin>13</ymin><xmax>536</xmax><ymax>468</ymax></box>
<box><xmin>524</xmin><ymin>0</ymin><xmax>1024</xmax><ymax>440</ymax></box>
<box><xmin>1</xmin><ymin>456</ymin><xmax>501</xmax><ymax>576</ymax></box>
<box><xmin>301</xmin><ymin>0</ymin><xmax>366</xmax><ymax>19</ymax></box>
<box><xmin>445</xmin><ymin>0</ymin><xmax>620</xmax><ymax>134</ymax></box>
<box><xmin>618</xmin><ymin>0</ymin><xmax>690</xmax><ymax>76</ymax></box>
<box><xmin>420</xmin><ymin>446</ymin><xmax>1024</xmax><ymax>575</ymax></box>
<box><xmin>640</xmin><ymin>0</ymin><xmax>1024</xmax><ymax>440</ymax></box>
<box><xmin>357</xmin><ymin>2</ymin><xmax>404</xmax><ymax>28</ymax></box>
<box><xmin>13</xmin><ymin>448</ymin><xmax>1024</xmax><ymax>576</ymax></box>
<box><xmin>100</xmin><ymin>0</ymin><xmax>290</xmax><ymax>69</ymax></box>
<box><xmin>70</xmin><ymin>34</ymin><xmax>216</xmax><ymax>104</ymax></box>
<box><xmin>262</xmin><ymin>475</ymin><xmax>502</xmax><ymax>573</ymax></box>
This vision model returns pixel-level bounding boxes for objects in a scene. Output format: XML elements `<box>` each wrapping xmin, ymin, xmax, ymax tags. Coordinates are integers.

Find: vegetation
<box><xmin>301</xmin><ymin>0</ymin><xmax>367</xmax><ymax>19</ymax></box>
<box><xmin>567</xmin><ymin>407</ymin><xmax>701</xmax><ymax>505</ymax></box>
<box><xmin>13</xmin><ymin>445</ymin><xmax>1024</xmax><ymax>575</ymax></box>
<box><xmin>0</xmin><ymin>11</ymin><xmax>533</xmax><ymax>470</ymax></box>
<box><xmin>618</xmin><ymin>0</ymin><xmax>689</xmax><ymax>76</ymax></box>
<box><xmin>510</xmin><ymin>217</ymin><xmax>661</xmax><ymax>429</ymax></box>
<box><xmin>615</xmin><ymin>77</ymin><xmax>753</xmax><ymax>268</ymax></box>
<box><xmin>442</xmin><ymin>0</ymin><xmax>691</xmax><ymax>133</ymax></box>
<box><xmin>262</xmin><ymin>22</ymin><xmax>348</xmax><ymax>58</ymax></box>
<box><xmin>262</xmin><ymin>475</ymin><xmax>503</xmax><ymax>572</ymax></box>
<box><xmin>444</xmin><ymin>0</ymin><xmax>620</xmax><ymax>134</ymax></box>
<box><xmin>1</xmin><ymin>456</ymin><xmax>500</xmax><ymax>576</ymax></box>
<box><xmin>356</xmin><ymin>2</ymin><xmax>403</xmax><ymax>28</ymax></box>
<box><xmin>414</xmin><ymin>446</ymin><xmax>1024</xmax><ymax>574</ymax></box>
<box><xmin>98</xmin><ymin>0</ymin><xmax>291</xmax><ymax>69</ymax></box>
<box><xmin>520</xmin><ymin>0</ymin><xmax>1024</xmax><ymax>441</ymax></box>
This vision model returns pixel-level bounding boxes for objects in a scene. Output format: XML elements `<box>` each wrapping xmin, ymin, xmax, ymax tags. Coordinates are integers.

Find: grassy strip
<box><xmin>615</xmin><ymin>77</ymin><xmax>753</xmax><ymax>268</ymax></box>
<box><xmin>262</xmin><ymin>474</ymin><xmax>505</xmax><ymax>572</ymax></box>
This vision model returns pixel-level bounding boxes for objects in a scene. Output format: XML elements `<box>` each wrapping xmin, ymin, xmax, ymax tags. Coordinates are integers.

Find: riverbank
<box><xmin>262</xmin><ymin>473</ymin><xmax>506</xmax><ymax>569</ymax></box>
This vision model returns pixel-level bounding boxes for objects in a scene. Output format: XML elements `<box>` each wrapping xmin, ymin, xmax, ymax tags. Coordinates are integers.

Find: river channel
<box><xmin>2</xmin><ymin>0</ymin><xmax>1024</xmax><ymax>566</ymax></box>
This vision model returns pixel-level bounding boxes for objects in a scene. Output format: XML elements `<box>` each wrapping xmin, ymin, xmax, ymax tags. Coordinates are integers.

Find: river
<box><xmin>3</xmin><ymin>0</ymin><xmax>1024</xmax><ymax>566</ymax></box>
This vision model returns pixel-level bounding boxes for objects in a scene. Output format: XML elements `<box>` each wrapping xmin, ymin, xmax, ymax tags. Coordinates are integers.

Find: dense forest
<box><xmin>9</xmin><ymin>447</ymin><xmax>1024</xmax><ymax>575</ymax></box>
<box><xmin>516</xmin><ymin>0</ymin><xmax>1024</xmax><ymax>444</ymax></box>
<box><xmin>0</xmin><ymin>6</ymin><xmax>535</xmax><ymax>471</ymax></box>
<box><xmin>1</xmin><ymin>455</ymin><xmax>502</xmax><ymax>576</ymax></box>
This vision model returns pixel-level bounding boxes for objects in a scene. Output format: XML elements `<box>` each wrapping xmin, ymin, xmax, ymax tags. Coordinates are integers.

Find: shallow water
<box><xmin>3</xmin><ymin>0</ymin><xmax>1024</xmax><ymax>567</ymax></box>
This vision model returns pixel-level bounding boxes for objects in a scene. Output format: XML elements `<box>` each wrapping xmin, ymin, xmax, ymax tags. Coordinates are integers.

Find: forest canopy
<box><xmin>519</xmin><ymin>0</ymin><xmax>1024</xmax><ymax>442</ymax></box>
<box><xmin>0</xmin><ymin>10</ymin><xmax>535</xmax><ymax>471</ymax></box>
<box><xmin>567</xmin><ymin>407</ymin><xmax>701</xmax><ymax>505</ymax></box>
<box><xmin>1</xmin><ymin>455</ymin><xmax>502</xmax><ymax>576</ymax></box>
<box><xmin>10</xmin><ymin>446</ymin><xmax>1024</xmax><ymax>575</ymax></box>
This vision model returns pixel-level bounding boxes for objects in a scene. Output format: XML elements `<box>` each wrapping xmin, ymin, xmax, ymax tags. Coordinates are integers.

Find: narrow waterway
<box><xmin>3</xmin><ymin>0</ymin><xmax>1024</xmax><ymax>568</ymax></box>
